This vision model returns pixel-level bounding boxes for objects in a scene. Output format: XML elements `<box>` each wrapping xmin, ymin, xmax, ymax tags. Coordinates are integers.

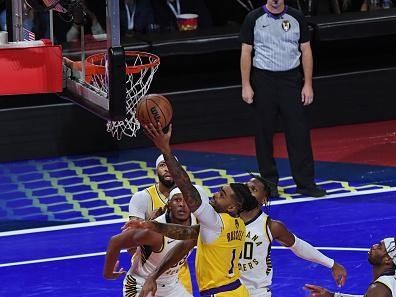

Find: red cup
<box><xmin>177</xmin><ymin>14</ymin><xmax>199</xmax><ymax>31</ymax></box>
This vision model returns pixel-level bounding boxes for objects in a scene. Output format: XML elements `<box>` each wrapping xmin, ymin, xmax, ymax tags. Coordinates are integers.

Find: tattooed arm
<box><xmin>147</xmin><ymin>221</ymin><xmax>200</xmax><ymax>240</ymax></box>
<box><xmin>144</xmin><ymin>123</ymin><xmax>203</xmax><ymax>212</ymax></box>
<box><xmin>121</xmin><ymin>220</ymin><xmax>199</xmax><ymax>240</ymax></box>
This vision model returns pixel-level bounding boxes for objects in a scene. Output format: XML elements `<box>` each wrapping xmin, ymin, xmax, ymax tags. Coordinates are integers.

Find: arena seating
<box><xmin>1</xmin><ymin>10</ymin><xmax>396</xmax><ymax>162</ymax></box>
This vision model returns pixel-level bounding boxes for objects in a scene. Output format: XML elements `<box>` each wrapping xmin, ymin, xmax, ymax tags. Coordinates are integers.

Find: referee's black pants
<box><xmin>251</xmin><ymin>67</ymin><xmax>315</xmax><ymax>189</ymax></box>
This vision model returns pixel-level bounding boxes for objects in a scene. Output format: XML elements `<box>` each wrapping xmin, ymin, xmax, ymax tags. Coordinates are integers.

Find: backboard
<box><xmin>59</xmin><ymin>0</ymin><xmax>160</xmax><ymax>138</ymax></box>
<box><xmin>2</xmin><ymin>0</ymin><xmax>160</xmax><ymax>138</ymax></box>
<box><xmin>61</xmin><ymin>0</ymin><xmax>127</xmax><ymax>121</ymax></box>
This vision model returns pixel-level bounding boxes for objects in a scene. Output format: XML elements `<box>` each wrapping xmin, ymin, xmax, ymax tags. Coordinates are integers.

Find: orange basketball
<box><xmin>136</xmin><ymin>94</ymin><xmax>173</xmax><ymax>128</ymax></box>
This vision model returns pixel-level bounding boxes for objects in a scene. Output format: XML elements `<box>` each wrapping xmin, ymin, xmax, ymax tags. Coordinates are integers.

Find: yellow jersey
<box><xmin>146</xmin><ymin>184</ymin><xmax>168</xmax><ymax>212</ymax></box>
<box><xmin>195</xmin><ymin>213</ymin><xmax>246</xmax><ymax>292</ymax></box>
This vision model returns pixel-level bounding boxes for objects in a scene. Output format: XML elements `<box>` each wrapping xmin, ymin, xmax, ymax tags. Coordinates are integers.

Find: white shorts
<box><xmin>248</xmin><ymin>287</ymin><xmax>272</xmax><ymax>297</ymax></box>
<box><xmin>123</xmin><ymin>273</ymin><xmax>192</xmax><ymax>297</ymax></box>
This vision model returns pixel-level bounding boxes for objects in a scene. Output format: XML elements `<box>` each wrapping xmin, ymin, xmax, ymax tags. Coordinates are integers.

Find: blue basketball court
<box><xmin>1</xmin><ymin>141</ymin><xmax>396</xmax><ymax>297</ymax></box>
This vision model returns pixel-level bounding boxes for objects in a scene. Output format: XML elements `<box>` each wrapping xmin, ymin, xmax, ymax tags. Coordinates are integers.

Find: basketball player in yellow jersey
<box><xmin>131</xmin><ymin>122</ymin><xmax>261</xmax><ymax>297</ymax></box>
<box><xmin>128</xmin><ymin>154</ymin><xmax>202</xmax><ymax>293</ymax></box>
<box><xmin>128</xmin><ymin>154</ymin><xmax>175</xmax><ymax>221</ymax></box>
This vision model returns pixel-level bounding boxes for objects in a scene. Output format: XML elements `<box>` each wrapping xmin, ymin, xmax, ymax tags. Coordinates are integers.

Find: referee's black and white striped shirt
<box><xmin>240</xmin><ymin>5</ymin><xmax>310</xmax><ymax>72</ymax></box>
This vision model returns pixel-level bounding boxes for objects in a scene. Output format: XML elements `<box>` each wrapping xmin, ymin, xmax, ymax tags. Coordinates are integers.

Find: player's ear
<box><xmin>384</xmin><ymin>255</ymin><xmax>393</xmax><ymax>266</ymax></box>
<box><xmin>227</xmin><ymin>203</ymin><xmax>240</xmax><ymax>216</ymax></box>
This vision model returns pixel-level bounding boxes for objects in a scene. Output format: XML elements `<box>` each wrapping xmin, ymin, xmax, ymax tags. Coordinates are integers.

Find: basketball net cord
<box><xmin>106</xmin><ymin>64</ymin><xmax>158</xmax><ymax>140</ymax></box>
<box><xmin>86</xmin><ymin>52</ymin><xmax>159</xmax><ymax>140</ymax></box>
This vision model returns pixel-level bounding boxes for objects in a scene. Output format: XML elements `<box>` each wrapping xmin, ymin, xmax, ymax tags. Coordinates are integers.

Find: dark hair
<box><xmin>248</xmin><ymin>173</ymin><xmax>273</xmax><ymax>212</ymax></box>
<box><xmin>249</xmin><ymin>173</ymin><xmax>272</xmax><ymax>197</ymax></box>
<box><xmin>230</xmin><ymin>183</ymin><xmax>260</xmax><ymax>213</ymax></box>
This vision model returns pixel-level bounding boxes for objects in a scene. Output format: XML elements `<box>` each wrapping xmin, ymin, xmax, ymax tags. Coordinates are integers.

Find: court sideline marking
<box><xmin>0</xmin><ymin>246</ymin><xmax>369</xmax><ymax>268</ymax></box>
<box><xmin>1</xmin><ymin>186</ymin><xmax>395</xmax><ymax>238</ymax></box>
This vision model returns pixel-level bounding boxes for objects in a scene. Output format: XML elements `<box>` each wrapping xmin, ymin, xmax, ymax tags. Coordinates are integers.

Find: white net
<box><xmin>85</xmin><ymin>51</ymin><xmax>160</xmax><ymax>140</ymax></box>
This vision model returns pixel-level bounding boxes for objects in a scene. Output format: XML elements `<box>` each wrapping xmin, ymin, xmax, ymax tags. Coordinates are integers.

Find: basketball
<box><xmin>136</xmin><ymin>94</ymin><xmax>173</xmax><ymax>128</ymax></box>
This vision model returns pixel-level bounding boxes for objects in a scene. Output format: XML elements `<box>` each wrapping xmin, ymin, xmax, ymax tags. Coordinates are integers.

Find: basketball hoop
<box><xmin>87</xmin><ymin>51</ymin><xmax>160</xmax><ymax>139</ymax></box>
<box><xmin>64</xmin><ymin>51</ymin><xmax>160</xmax><ymax>139</ymax></box>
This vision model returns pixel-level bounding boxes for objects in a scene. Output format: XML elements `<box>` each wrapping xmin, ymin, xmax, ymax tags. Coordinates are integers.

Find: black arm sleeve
<box><xmin>239</xmin><ymin>9</ymin><xmax>262</xmax><ymax>45</ymax></box>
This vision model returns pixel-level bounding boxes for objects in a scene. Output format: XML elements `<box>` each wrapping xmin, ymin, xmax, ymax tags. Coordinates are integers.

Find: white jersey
<box><xmin>239</xmin><ymin>210</ymin><xmax>273</xmax><ymax>295</ymax></box>
<box><xmin>131</xmin><ymin>213</ymin><xmax>197</xmax><ymax>282</ymax></box>
<box><xmin>123</xmin><ymin>213</ymin><xmax>196</xmax><ymax>297</ymax></box>
<box><xmin>374</xmin><ymin>273</ymin><xmax>396</xmax><ymax>297</ymax></box>
<box><xmin>128</xmin><ymin>184</ymin><xmax>167</xmax><ymax>220</ymax></box>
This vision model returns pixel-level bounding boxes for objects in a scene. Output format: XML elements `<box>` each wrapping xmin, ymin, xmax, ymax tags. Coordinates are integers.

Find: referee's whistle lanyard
<box><xmin>125</xmin><ymin>2</ymin><xmax>136</xmax><ymax>30</ymax></box>
<box><xmin>167</xmin><ymin>0</ymin><xmax>181</xmax><ymax>17</ymax></box>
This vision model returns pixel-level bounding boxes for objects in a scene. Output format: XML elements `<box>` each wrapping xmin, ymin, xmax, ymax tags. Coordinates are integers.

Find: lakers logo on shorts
<box><xmin>124</xmin><ymin>274</ymin><xmax>137</xmax><ymax>297</ymax></box>
<box><xmin>282</xmin><ymin>20</ymin><xmax>291</xmax><ymax>32</ymax></box>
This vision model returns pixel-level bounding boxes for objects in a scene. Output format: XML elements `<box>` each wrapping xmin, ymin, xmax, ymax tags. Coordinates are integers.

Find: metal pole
<box><xmin>49</xmin><ymin>10</ymin><xmax>54</xmax><ymax>43</ymax></box>
<box><xmin>5</xmin><ymin>0</ymin><xmax>12</xmax><ymax>38</ymax></box>
<box><xmin>106</xmin><ymin>0</ymin><xmax>121</xmax><ymax>49</ymax></box>
<box><xmin>11</xmin><ymin>0</ymin><xmax>23</xmax><ymax>41</ymax></box>
<box><xmin>81</xmin><ymin>25</ymin><xmax>86</xmax><ymax>83</ymax></box>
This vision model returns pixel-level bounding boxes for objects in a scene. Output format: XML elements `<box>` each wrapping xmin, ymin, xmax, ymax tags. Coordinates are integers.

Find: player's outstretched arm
<box><xmin>304</xmin><ymin>284</ymin><xmax>365</xmax><ymax>297</ymax></box>
<box><xmin>139</xmin><ymin>240</ymin><xmax>197</xmax><ymax>297</ymax></box>
<box><xmin>270</xmin><ymin>219</ymin><xmax>347</xmax><ymax>287</ymax></box>
<box><xmin>103</xmin><ymin>229</ymin><xmax>160</xmax><ymax>279</ymax></box>
<box><xmin>304</xmin><ymin>284</ymin><xmax>335</xmax><ymax>297</ymax></box>
<box><xmin>122</xmin><ymin>220</ymin><xmax>200</xmax><ymax>240</ymax></box>
<box><xmin>144</xmin><ymin>123</ymin><xmax>202</xmax><ymax>212</ymax></box>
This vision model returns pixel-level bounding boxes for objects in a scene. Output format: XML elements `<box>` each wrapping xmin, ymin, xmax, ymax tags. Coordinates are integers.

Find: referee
<box><xmin>240</xmin><ymin>0</ymin><xmax>326</xmax><ymax>197</ymax></box>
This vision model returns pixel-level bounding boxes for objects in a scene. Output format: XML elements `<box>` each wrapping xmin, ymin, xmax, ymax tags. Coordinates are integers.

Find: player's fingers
<box><xmin>304</xmin><ymin>284</ymin><xmax>320</xmax><ymax>291</ymax></box>
<box><xmin>339</xmin><ymin>274</ymin><xmax>346</xmax><ymax>287</ymax></box>
<box><xmin>139</xmin><ymin>288</ymin><xmax>153</xmax><ymax>297</ymax></box>
<box><xmin>147</xmin><ymin>123</ymin><xmax>158</xmax><ymax>136</ymax></box>
<box><xmin>122</xmin><ymin>221</ymin><xmax>138</xmax><ymax>230</ymax></box>
<box><xmin>143</xmin><ymin>125</ymin><xmax>155</xmax><ymax>138</ymax></box>
<box><xmin>149</xmin><ymin>123</ymin><xmax>159</xmax><ymax>134</ymax></box>
<box><xmin>167</xmin><ymin>124</ymin><xmax>173</xmax><ymax>136</ymax></box>
<box><xmin>114</xmin><ymin>260</ymin><xmax>120</xmax><ymax>270</ymax></box>
<box><xmin>155</xmin><ymin>122</ymin><xmax>164</xmax><ymax>132</ymax></box>
<box><xmin>148</xmin><ymin>122</ymin><xmax>160</xmax><ymax>135</ymax></box>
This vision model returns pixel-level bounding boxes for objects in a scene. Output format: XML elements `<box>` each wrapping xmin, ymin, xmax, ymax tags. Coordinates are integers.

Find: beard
<box><xmin>209</xmin><ymin>199</ymin><xmax>222</xmax><ymax>213</ymax></box>
<box><xmin>368</xmin><ymin>254</ymin><xmax>381</xmax><ymax>266</ymax></box>
<box><xmin>158</xmin><ymin>174</ymin><xmax>175</xmax><ymax>188</ymax></box>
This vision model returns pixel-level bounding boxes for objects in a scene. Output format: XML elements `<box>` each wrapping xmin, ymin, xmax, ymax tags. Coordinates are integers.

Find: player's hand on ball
<box><xmin>143</xmin><ymin>123</ymin><xmax>172</xmax><ymax>153</ymax></box>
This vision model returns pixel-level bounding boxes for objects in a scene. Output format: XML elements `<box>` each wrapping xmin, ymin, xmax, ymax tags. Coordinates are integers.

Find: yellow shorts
<box><xmin>178</xmin><ymin>263</ymin><xmax>193</xmax><ymax>294</ymax></box>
